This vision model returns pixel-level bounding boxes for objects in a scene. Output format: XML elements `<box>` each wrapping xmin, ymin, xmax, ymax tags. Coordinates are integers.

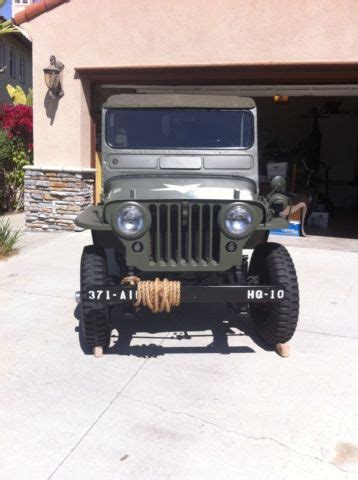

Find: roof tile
<box><xmin>13</xmin><ymin>0</ymin><xmax>68</xmax><ymax>25</ymax></box>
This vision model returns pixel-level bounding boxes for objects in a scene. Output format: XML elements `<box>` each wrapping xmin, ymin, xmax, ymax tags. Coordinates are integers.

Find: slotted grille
<box><xmin>148</xmin><ymin>203</ymin><xmax>221</xmax><ymax>266</ymax></box>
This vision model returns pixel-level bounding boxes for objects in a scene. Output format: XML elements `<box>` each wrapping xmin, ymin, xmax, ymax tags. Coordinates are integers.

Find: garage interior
<box><xmin>250</xmin><ymin>87</ymin><xmax>358</xmax><ymax>239</ymax></box>
<box><xmin>82</xmin><ymin>65</ymin><xmax>358</xmax><ymax>241</ymax></box>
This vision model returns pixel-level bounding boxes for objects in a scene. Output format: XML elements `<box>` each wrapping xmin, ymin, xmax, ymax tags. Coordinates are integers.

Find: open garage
<box><xmin>79</xmin><ymin>63</ymin><xmax>358</xmax><ymax>241</ymax></box>
<box><xmin>248</xmin><ymin>88</ymin><xmax>358</xmax><ymax>239</ymax></box>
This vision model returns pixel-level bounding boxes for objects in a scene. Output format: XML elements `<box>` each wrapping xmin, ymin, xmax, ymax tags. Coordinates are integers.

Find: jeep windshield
<box><xmin>105</xmin><ymin>108</ymin><xmax>253</xmax><ymax>149</ymax></box>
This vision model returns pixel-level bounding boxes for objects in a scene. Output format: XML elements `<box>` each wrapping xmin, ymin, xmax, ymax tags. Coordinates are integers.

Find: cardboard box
<box><xmin>270</xmin><ymin>221</ymin><xmax>301</xmax><ymax>237</ymax></box>
<box><xmin>267</xmin><ymin>162</ymin><xmax>288</xmax><ymax>180</ymax></box>
<box><xmin>307</xmin><ymin>211</ymin><xmax>329</xmax><ymax>228</ymax></box>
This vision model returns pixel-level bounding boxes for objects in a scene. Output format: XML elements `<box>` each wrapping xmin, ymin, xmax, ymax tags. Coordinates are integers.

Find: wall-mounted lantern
<box><xmin>274</xmin><ymin>95</ymin><xmax>289</xmax><ymax>104</ymax></box>
<box><xmin>43</xmin><ymin>55</ymin><xmax>65</xmax><ymax>99</ymax></box>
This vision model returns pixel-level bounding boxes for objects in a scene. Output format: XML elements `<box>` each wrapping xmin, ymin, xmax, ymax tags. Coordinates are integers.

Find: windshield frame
<box><xmin>104</xmin><ymin>107</ymin><xmax>255</xmax><ymax>151</ymax></box>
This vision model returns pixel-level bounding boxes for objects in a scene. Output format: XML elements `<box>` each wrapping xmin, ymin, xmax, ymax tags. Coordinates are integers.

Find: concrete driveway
<box><xmin>0</xmin><ymin>216</ymin><xmax>358</xmax><ymax>480</ymax></box>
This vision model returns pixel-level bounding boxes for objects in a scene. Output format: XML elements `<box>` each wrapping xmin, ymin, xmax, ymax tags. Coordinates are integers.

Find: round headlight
<box><xmin>224</xmin><ymin>204</ymin><xmax>253</xmax><ymax>237</ymax></box>
<box><xmin>116</xmin><ymin>204</ymin><xmax>145</xmax><ymax>238</ymax></box>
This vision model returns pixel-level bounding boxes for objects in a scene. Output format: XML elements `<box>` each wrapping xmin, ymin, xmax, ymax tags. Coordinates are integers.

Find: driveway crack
<box><xmin>47</xmin><ymin>333</ymin><xmax>169</xmax><ymax>479</ymax></box>
<box><xmin>297</xmin><ymin>328</ymin><xmax>358</xmax><ymax>340</ymax></box>
<box><xmin>47</xmin><ymin>357</ymin><xmax>149</xmax><ymax>479</ymax></box>
<box><xmin>0</xmin><ymin>287</ymin><xmax>73</xmax><ymax>301</ymax></box>
<box><xmin>122</xmin><ymin>395</ymin><xmax>353</xmax><ymax>475</ymax></box>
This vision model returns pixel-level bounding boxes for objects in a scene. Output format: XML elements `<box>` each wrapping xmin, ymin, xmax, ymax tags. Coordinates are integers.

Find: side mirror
<box><xmin>270</xmin><ymin>175</ymin><xmax>286</xmax><ymax>193</ymax></box>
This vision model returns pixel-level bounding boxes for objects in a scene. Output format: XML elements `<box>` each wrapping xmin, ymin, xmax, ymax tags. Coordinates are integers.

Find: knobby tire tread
<box><xmin>249</xmin><ymin>242</ymin><xmax>299</xmax><ymax>345</ymax></box>
<box><xmin>80</xmin><ymin>245</ymin><xmax>111</xmax><ymax>348</ymax></box>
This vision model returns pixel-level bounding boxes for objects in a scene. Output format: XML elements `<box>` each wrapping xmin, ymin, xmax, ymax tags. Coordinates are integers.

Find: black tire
<box><xmin>248</xmin><ymin>242</ymin><xmax>299</xmax><ymax>345</ymax></box>
<box><xmin>80</xmin><ymin>245</ymin><xmax>111</xmax><ymax>349</ymax></box>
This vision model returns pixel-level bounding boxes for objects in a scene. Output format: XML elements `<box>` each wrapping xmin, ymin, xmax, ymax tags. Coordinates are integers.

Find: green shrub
<box><xmin>0</xmin><ymin>103</ymin><xmax>33</xmax><ymax>212</ymax></box>
<box><xmin>4</xmin><ymin>142</ymin><xmax>29</xmax><ymax>210</ymax></box>
<box><xmin>0</xmin><ymin>217</ymin><xmax>22</xmax><ymax>258</ymax></box>
<box><xmin>0</xmin><ymin>134</ymin><xmax>31</xmax><ymax>211</ymax></box>
<box><xmin>0</xmin><ymin>129</ymin><xmax>11</xmax><ymax>166</ymax></box>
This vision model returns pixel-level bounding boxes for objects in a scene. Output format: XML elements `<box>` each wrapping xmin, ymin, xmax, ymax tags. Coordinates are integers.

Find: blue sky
<box><xmin>0</xmin><ymin>0</ymin><xmax>12</xmax><ymax>19</ymax></box>
<box><xmin>1</xmin><ymin>1</ymin><xmax>39</xmax><ymax>20</ymax></box>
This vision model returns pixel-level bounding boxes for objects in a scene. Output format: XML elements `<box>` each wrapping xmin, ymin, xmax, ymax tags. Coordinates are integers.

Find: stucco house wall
<box><xmin>15</xmin><ymin>0</ymin><xmax>358</xmax><ymax>230</ymax></box>
<box><xmin>20</xmin><ymin>0</ymin><xmax>358</xmax><ymax>170</ymax></box>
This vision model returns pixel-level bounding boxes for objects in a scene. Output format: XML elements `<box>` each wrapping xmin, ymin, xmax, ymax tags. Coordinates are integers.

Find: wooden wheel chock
<box><xmin>275</xmin><ymin>342</ymin><xmax>290</xmax><ymax>357</ymax></box>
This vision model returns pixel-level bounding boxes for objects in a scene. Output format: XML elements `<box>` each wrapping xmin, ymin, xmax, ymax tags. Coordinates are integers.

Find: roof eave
<box><xmin>13</xmin><ymin>0</ymin><xmax>69</xmax><ymax>26</ymax></box>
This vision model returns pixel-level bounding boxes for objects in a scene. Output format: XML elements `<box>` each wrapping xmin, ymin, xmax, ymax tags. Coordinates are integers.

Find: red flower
<box><xmin>0</xmin><ymin>104</ymin><xmax>33</xmax><ymax>150</ymax></box>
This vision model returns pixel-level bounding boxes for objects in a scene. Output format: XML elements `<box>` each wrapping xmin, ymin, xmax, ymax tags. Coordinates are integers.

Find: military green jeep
<box><xmin>76</xmin><ymin>94</ymin><xmax>299</xmax><ymax>354</ymax></box>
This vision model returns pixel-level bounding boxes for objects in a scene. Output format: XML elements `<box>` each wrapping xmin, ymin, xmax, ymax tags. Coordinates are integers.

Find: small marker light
<box><xmin>132</xmin><ymin>241</ymin><xmax>143</xmax><ymax>253</ymax></box>
<box><xmin>226</xmin><ymin>241</ymin><xmax>237</xmax><ymax>253</ymax></box>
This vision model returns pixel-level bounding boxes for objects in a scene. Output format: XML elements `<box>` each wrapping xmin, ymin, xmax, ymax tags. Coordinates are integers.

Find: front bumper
<box><xmin>82</xmin><ymin>284</ymin><xmax>286</xmax><ymax>305</ymax></box>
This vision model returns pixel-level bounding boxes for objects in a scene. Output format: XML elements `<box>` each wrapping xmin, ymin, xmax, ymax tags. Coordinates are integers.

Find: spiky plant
<box><xmin>0</xmin><ymin>217</ymin><xmax>23</xmax><ymax>258</ymax></box>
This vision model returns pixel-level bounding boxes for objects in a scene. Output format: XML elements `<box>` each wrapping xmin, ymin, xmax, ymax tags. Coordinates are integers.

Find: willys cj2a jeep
<box><xmin>75</xmin><ymin>94</ymin><xmax>299</xmax><ymax>357</ymax></box>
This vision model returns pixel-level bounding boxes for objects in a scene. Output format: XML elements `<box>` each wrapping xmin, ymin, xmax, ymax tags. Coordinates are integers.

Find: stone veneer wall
<box><xmin>24</xmin><ymin>167</ymin><xmax>96</xmax><ymax>232</ymax></box>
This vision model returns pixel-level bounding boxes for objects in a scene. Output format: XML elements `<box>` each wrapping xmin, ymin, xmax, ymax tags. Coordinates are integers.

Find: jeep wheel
<box><xmin>80</xmin><ymin>245</ymin><xmax>111</xmax><ymax>349</ymax></box>
<box><xmin>248</xmin><ymin>243</ymin><xmax>299</xmax><ymax>345</ymax></box>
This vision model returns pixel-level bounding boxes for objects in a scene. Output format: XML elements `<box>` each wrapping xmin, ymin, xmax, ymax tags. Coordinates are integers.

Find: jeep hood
<box><xmin>104</xmin><ymin>175</ymin><xmax>257</xmax><ymax>203</ymax></box>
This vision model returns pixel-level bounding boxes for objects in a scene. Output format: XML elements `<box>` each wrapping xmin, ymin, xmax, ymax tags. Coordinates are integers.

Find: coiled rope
<box><xmin>121</xmin><ymin>276</ymin><xmax>181</xmax><ymax>313</ymax></box>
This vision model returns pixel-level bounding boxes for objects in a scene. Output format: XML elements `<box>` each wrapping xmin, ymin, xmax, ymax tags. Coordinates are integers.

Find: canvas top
<box><xmin>104</xmin><ymin>94</ymin><xmax>256</xmax><ymax>109</ymax></box>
